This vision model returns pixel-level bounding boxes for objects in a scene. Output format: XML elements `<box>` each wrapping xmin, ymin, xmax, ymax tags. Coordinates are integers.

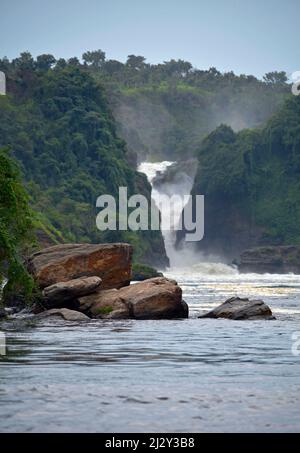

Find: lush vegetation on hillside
<box><xmin>81</xmin><ymin>50</ymin><xmax>289</xmax><ymax>160</ymax></box>
<box><xmin>0</xmin><ymin>53</ymin><xmax>168</xmax><ymax>267</ymax></box>
<box><xmin>0</xmin><ymin>148</ymin><xmax>36</xmax><ymax>303</ymax></box>
<box><xmin>189</xmin><ymin>94</ymin><xmax>300</xmax><ymax>258</ymax></box>
<box><xmin>0</xmin><ymin>51</ymin><xmax>293</xmax><ymax>268</ymax></box>
<box><xmin>1</xmin><ymin>51</ymin><xmax>288</xmax><ymax>163</ymax></box>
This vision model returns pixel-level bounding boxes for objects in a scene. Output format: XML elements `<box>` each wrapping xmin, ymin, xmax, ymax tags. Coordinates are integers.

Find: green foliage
<box><xmin>193</xmin><ymin>95</ymin><xmax>300</xmax><ymax>246</ymax></box>
<box><xmin>0</xmin><ymin>54</ymin><xmax>168</xmax><ymax>268</ymax></box>
<box><xmin>0</xmin><ymin>50</ymin><xmax>292</xmax><ymax>268</ymax></box>
<box><xmin>0</xmin><ymin>147</ymin><xmax>36</xmax><ymax>303</ymax></box>
<box><xmin>132</xmin><ymin>263</ymin><xmax>163</xmax><ymax>281</ymax></box>
<box><xmin>83</xmin><ymin>51</ymin><xmax>289</xmax><ymax>161</ymax></box>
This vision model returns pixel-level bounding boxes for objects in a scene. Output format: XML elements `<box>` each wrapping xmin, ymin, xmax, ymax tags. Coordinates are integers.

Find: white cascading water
<box><xmin>139</xmin><ymin>160</ymin><xmax>238</xmax><ymax>273</ymax></box>
<box><xmin>138</xmin><ymin>161</ymin><xmax>200</xmax><ymax>268</ymax></box>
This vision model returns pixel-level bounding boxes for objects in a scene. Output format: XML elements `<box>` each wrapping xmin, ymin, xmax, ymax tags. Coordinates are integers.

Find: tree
<box><xmin>103</xmin><ymin>59</ymin><xmax>124</xmax><ymax>75</ymax></box>
<box><xmin>68</xmin><ymin>57</ymin><xmax>81</xmax><ymax>66</ymax></box>
<box><xmin>0</xmin><ymin>148</ymin><xmax>35</xmax><ymax>303</ymax></box>
<box><xmin>263</xmin><ymin>71</ymin><xmax>288</xmax><ymax>85</ymax></box>
<box><xmin>12</xmin><ymin>52</ymin><xmax>35</xmax><ymax>71</ymax></box>
<box><xmin>36</xmin><ymin>54</ymin><xmax>56</xmax><ymax>71</ymax></box>
<box><xmin>163</xmin><ymin>59</ymin><xmax>192</xmax><ymax>77</ymax></box>
<box><xmin>82</xmin><ymin>49</ymin><xmax>106</xmax><ymax>68</ymax></box>
<box><xmin>55</xmin><ymin>58</ymin><xmax>67</xmax><ymax>69</ymax></box>
<box><xmin>126</xmin><ymin>55</ymin><xmax>147</xmax><ymax>70</ymax></box>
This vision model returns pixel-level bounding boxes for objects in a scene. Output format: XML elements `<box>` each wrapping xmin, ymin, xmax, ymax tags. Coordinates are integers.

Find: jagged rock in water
<box><xmin>199</xmin><ymin>296</ymin><xmax>275</xmax><ymax>320</ymax></box>
<box><xmin>239</xmin><ymin>245</ymin><xmax>300</xmax><ymax>274</ymax></box>
<box><xmin>42</xmin><ymin>276</ymin><xmax>102</xmax><ymax>308</ymax></box>
<box><xmin>27</xmin><ymin>243</ymin><xmax>132</xmax><ymax>290</ymax></box>
<box><xmin>37</xmin><ymin>308</ymin><xmax>90</xmax><ymax>322</ymax></box>
<box><xmin>78</xmin><ymin>277</ymin><xmax>188</xmax><ymax>320</ymax></box>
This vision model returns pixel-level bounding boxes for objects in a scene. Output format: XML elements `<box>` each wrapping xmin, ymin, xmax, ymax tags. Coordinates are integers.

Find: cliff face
<box><xmin>239</xmin><ymin>246</ymin><xmax>300</xmax><ymax>274</ymax></box>
<box><xmin>186</xmin><ymin>191</ymin><xmax>262</xmax><ymax>262</ymax></box>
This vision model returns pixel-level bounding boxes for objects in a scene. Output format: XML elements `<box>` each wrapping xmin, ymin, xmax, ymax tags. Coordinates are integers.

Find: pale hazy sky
<box><xmin>1</xmin><ymin>0</ymin><xmax>299</xmax><ymax>78</ymax></box>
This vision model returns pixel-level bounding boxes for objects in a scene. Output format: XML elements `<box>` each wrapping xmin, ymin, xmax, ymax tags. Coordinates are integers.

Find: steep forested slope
<box><xmin>186</xmin><ymin>94</ymin><xmax>300</xmax><ymax>260</ymax></box>
<box><xmin>0</xmin><ymin>51</ymin><xmax>292</xmax><ymax>268</ymax></box>
<box><xmin>0</xmin><ymin>147</ymin><xmax>35</xmax><ymax>301</ymax></box>
<box><xmin>85</xmin><ymin>53</ymin><xmax>289</xmax><ymax>161</ymax></box>
<box><xmin>0</xmin><ymin>54</ymin><xmax>168</xmax><ymax>267</ymax></box>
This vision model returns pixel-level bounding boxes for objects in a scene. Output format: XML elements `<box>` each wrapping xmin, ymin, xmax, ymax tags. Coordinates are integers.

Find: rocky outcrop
<box><xmin>78</xmin><ymin>277</ymin><xmax>188</xmax><ymax>320</ymax></box>
<box><xmin>8</xmin><ymin>243</ymin><xmax>188</xmax><ymax>321</ymax></box>
<box><xmin>199</xmin><ymin>297</ymin><xmax>275</xmax><ymax>320</ymax></box>
<box><xmin>37</xmin><ymin>308</ymin><xmax>90</xmax><ymax>322</ymax></box>
<box><xmin>42</xmin><ymin>276</ymin><xmax>102</xmax><ymax>308</ymax></box>
<box><xmin>27</xmin><ymin>243</ymin><xmax>132</xmax><ymax>289</ymax></box>
<box><xmin>78</xmin><ymin>289</ymin><xmax>130</xmax><ymax>319</ymax></box>
<box><xmin>131</xmin><ymin>263</ymin><xmax>163</xmax><ymax>281</ymax></box>
<box><xmin>239</xmin><ymin>245</ymin><xmax>300</xmax><ymax>274</ymax></box>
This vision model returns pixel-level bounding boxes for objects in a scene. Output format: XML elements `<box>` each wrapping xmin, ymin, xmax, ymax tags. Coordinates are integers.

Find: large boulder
<box><xmin>37</xmin><ymin>308</ymin><xmax>90</xmax><ymax>322</ymax></box>
<box><xmin>239</xmin><ymin>245</ymin><xmax>300</xmax><ymax>274</ymax></box>
<box><xmin>27</xmin><ymin>243</ymin><xmax>132</xmax><ymax>290</ymax></box>
<box><xmin>78</xmin><ymin>277</ymin><xmax>188</xmax><ymax>320</ymax></box>
<box><xmin>78</xmin><ymin>289</ymin><xmax>130</xmax><ymax>319</ymax></box>
<box><xmin>42</xmin><ymin>276</ymin><xmax>102</xmax><ymax>308</ymax></box>
<box><xmin>199</xmin><ymin>297</ymin><xmax>275</xmax><ymax>320</ymax></box>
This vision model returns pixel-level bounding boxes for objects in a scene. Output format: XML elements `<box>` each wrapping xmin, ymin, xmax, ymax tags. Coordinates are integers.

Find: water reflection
<box><xmin>1</xmin><ymin>272</ymin><xmax>300</xmax><ymax>432</ymax></box>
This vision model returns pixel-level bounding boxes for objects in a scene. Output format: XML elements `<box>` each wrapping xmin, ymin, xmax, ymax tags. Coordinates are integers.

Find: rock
<box><xmin>78</xmin><ymin>289</ymin><xmax>130</xmax><ymax>319</ymax></box>
<box><xmin>27</xmin><ymin>243</ymin><xmax>132</xmax><ymax>290</ymax></box>
<box><xmin>239</xmin><ymin>245</ymin><xmax>300</xmax><ymax>274</ymax></box>
<box><xmin>37</xmin><ymin>308</ymin><xmax>90</xmax><ymax>322</ymax></box>
<box><xmin>42</xmin><ymin>276</ymin><xmax>102</xmax><ymax>308</ymax></box>
<box><xmin>199</xmin><ymin>297</ymin><xmax>275</xmax><ymax>320</ymax></box>
<box><xmin>0</xmin><ymin>307</ymin><xmax>6</xmax><ymax>319</ymax></box>
<box><xmin>131</xmin><ymin>263</ymin><xmax>163</xmax><ymax>281</ymax></box>
<box><xmin>78</xmin><ymin>277</ymin><xmax>188</xmax><ymax>320</ymax></box>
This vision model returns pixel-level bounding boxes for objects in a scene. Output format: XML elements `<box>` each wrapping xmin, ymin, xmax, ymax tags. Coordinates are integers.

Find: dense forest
<box><xmin>84</xmin><ymin>50</ymin><xmax>289</xmax><ymax>161</ymax></box>
<box><xmin>185</xmin><ymin>94</ymin><xmax>300</xmax><ymax>260</ymax></box>
<box><xmin>0</xmin><ymin>52</ymin><xmax>168</xmax><ymax>268</ymax></box>
<box><xmin>0</xmin><ymin>50</ymin><xmax>295</xmax><ymax>274</ymax></box>
<box><xmin>0</xmin><ymin>147</ymin><xmax>36</xmax><ymax>302</ymax></box>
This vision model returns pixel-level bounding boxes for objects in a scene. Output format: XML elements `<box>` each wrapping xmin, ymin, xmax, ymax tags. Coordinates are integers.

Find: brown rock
<box><xmin>37</xmin><ymin>308</ymin><xmax>90</xmax><ymax>322</ymax></box>
<box><xmin>199</xmin><ymin>296</ymin><xmax>275</xmax><ymax>320</ymax></box>
<box><xmin>27</xmin><ymin>243</ymin><xmax>132</xmax><ymax>290</ymax></box>
<box><xmin>239</xmin><ymin>245</ymin><xmax>300</xmax><ymax>274</ymax></box>
<box><xmin>79</xmin><ymin>289</ymin><xmax>131</xmax><ymax>319</ymax></box>
<box><xmin>78</xmin><ymin>277</ymin><xmax>188</xmax><ymax>320</ymax></box>
<box><xmin>42</xmin><ymin>276</ymin><xmax>102</xmax><ymax>308</ymax></box>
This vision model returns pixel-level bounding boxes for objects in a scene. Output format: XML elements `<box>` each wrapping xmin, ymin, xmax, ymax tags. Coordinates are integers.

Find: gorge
<box><xmin>1</xmin><ymin>51</ymin><xmax>300</xmax><ymax>434</ymax></box>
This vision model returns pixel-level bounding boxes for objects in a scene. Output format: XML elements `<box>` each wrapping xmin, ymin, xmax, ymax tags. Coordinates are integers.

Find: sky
<box><xmin>1</xmin><ymin>0</ymin><xmax>299</xmax><ymax>79</ymax></box>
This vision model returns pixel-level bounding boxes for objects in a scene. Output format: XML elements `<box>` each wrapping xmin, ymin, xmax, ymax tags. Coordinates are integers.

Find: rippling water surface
<box><xmin>1</xmin><ymin>269</ymin><xmax>300</xmax><ymax>432</ymax></box>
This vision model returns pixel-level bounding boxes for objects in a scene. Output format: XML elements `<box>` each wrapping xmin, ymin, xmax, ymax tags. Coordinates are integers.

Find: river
<box><xmin>1</xmin><ymin>267</ymin><xmax>300</xmax><ymax>432</ymax></box>
<box><xmin>1</xmin><ymin>161</ymin><xmax>300</xmax><ymax>432</ymax></box>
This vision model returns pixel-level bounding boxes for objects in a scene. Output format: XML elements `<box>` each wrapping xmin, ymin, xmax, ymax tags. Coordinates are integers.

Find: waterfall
<box><xmin>138</xmin><ymin>160</ymin><xmax>198</xmax><ymax>269</ymax></box>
